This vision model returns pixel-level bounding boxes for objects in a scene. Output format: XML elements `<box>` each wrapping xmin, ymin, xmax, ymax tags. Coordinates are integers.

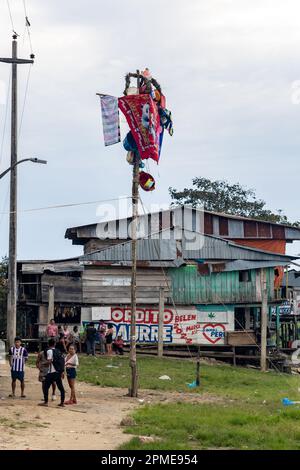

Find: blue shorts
<box><xmin>11</xmin><ymin>370</ymin><xmax>24</xmax><ymax>382</ymax></box>
<box><xmin>66</xmin><ymin>368</ymin><xmax>77</xmax><ymax>379</ymax></box>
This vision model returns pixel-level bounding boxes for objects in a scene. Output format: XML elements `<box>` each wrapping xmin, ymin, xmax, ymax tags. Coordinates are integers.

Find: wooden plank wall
<box><xmin>41</xmin><ymin>274</ymin><xmax>82</xmax><ymax>303</ymax></box>
<box><xmin>82</xmin><ymin>267</ymin><xmax>170</xmax><ymax>304</ymax></box>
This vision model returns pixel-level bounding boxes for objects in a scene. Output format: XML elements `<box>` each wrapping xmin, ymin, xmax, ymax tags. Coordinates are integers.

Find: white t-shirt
<box><xmin>47</xmin><ymin>348</ymin><xmax>56</xmax><ymax>374</ymax></box>
<box><xmin>65</xmin><ymin>353</ymin><xmax>79</xmax><ymax>369</ymax></box>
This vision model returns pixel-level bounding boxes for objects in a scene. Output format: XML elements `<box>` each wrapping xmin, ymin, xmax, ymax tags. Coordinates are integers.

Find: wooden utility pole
<box><xmin>129</xmin><ymin>70</ymin><xmax>140</xmax><ymax>397</ymax></box>
<box><xmin>0</xmin><ymin>36</ymin><xmax>34</xmax><ymax>347</ymax></box>
<box><xmin>47</xmin><ymin>285</ymin><xmax>55</xmax><ymax>323</ymax></box>
<box><xmin>196</xmin><ymin>346</ymin><xmax>201</xmax><ymax>386</ymax></box>
<box><xmin>158</xmin><ymin>287</ymin><xmax>164</xmax><ymax>357</ymax></box>
<box><xmin>260</xmin><ymin>268</ymin><xmax>268</xmax><ymax>372</ymax></box>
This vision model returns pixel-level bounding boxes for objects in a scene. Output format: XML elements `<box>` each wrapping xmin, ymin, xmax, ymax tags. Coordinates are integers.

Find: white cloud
<box><xmin>0</xmin><ymin>0</ymin><xmax>299</xmax><ymax>259</ymax></box>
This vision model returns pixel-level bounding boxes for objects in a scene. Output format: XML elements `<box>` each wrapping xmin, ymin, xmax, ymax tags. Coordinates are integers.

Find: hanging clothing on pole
<box><xmin>99</xmin><ymin>94</ymin><xmax>121</xmax><ymax>146</ymax></box>
<box><xmin>118</xmin><ymin>94</ymin><xmax>161</xmax><ymax>162</ymax></box>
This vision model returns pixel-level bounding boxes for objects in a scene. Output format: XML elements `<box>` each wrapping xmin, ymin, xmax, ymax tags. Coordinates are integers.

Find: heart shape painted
<box><xmin>202</xmin><ymin>323</ymin><xmax>226</xmax><ymax>344</ymax></box>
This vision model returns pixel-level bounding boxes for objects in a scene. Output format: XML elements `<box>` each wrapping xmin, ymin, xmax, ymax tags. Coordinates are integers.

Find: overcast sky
<box><xmin>0</xmin><ymin>0</ymin><xmax>300</xmax><ymax>261</ymax></box>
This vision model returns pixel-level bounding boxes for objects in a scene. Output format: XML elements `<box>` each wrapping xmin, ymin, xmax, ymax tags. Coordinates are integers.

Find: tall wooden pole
<box><xmin>47</xmin><ymin>285</ymin><xmax>55</xmax><ymax>324</ymax></box>
<box><xmin>129</xmin><ymin>70</ymin><xmax>140</xmax><ymax>397</ymax></box>
<box><xmin>7</xmin><ymin>36</ymin><xmax>18</xmax><ymax>348</ymax></box>
<box><xmin>158</xmin><ymin>287</ymin><xmax>164</xmax><ymax>357</ymax></box>
<box><xmin>0</xmin><ymin>36</ymin><xmax>33</xmax><ymax>347</ymax></box>
<box><xmin>260</xmin><ymin>268</ymin><xmax>268</xmax><ymax>372</ymax></box>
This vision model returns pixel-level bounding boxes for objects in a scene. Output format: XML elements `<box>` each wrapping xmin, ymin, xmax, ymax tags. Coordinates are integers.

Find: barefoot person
<box><xmin>39</xmin><ymin>338</ymin><xmax>65</xmax><ymax>407</ymax></box>
<box><xmin>105</xmin><ymin>324</ymin><xmax>114</xmax><ymax>356</ymax></box>
<box><xmin>36</xmin><ymin>348</ymin><xmax>57</xmax><ymax>401</ymax></box>
<box><xmin>64</xmin><ymin>344</ymin><xmax>79</xmax><ymax>405</ymax></box>
<box><xmin>9</xmin><ymin>337</ymin><xmax>28</xmax><ymax>398</ymax></box>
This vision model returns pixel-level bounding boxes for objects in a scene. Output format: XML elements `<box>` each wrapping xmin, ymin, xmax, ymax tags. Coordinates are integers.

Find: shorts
<box><xmin>66</xmin><ymin>368</ymin><xmax>77</xmax><ymax>379</ymax></box>
<box><xmin>11</xmin><ymin>370</ymin><xmax>24</xmax><ymax>382</ymax></box>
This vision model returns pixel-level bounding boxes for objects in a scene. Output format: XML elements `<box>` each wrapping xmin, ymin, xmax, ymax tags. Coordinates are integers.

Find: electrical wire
<box><xmin>22</xmin><ymin>0</ymin><xmax>33</xmax><ymax>55</ymax></box>
<box><xmin>0</xmin><ymin>195</ymin><xmax>132</xmax><ymax>215</ymax></box>
<box><xmin>18</xmin><ymin>63</ymin><xmax>32</xmax><ymax>138</ymax></box>
<box><xmin>6</xmin><ymin>0</ymin><xmax>15</xmax><ymax>32</ymax></box>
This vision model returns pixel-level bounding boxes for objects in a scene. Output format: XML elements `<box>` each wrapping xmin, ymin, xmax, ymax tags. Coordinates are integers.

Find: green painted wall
<box><xmin>167</xmin><ymin>265</ymin><xmax>275</xmax><ymax>305</ymax></box>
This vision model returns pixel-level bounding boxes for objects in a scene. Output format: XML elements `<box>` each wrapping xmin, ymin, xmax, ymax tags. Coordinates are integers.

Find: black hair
<box><xmin>67</xmin><ymin>342</ymin><xmax>76</xmax><ymax>352</ymax></box>
<box><xmin>14</xmin><ymin>336</ymin><xmax>21</xmax><ymax>342</ymax></box>
<box><xmin>48</xmin><ymin>338</ymin><xmax>55</xmax><ymax>347</ymax></box>
<box><xmin>90</xmin><ymin>322</ymin><xmax>94</xmax><ymax>326</ymax></box>
<box><xmin>108</xmin><ymin>323</ymin><xmax>113</xmax><ymax>329</ymax></box>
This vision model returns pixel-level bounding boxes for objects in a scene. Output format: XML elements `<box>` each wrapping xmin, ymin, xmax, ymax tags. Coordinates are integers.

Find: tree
<box><xmin>0</xmin><ymin>257</ymin><xmax>8</xmax><ymax>336</ymax></box>
<box><xmin>169</xmin><ymin>177</ymin><xmax>300</xmax><ymax>226</ymax></box>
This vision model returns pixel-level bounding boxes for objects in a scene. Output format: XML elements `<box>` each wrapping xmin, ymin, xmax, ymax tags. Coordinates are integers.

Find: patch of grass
<box><xmin>73</xmin><ymin>355</ymin><xmax>299</xmax><ymax>404</ymax></box>
<box><xmin>28</xmin><ymin>353</ymin><xmax>300</xmax><ymax>449</ymax></box>
<box><xmin>120</xmin><ymin>402</ymin><xmax>300</xmax><ymax>450</ymax></box>
<box><xmin>28</xmin><ymin>353</ymin><xmax>300</xmax><ymax>402</ymax></box>
<box><xmin>0</xmin><ymin>417</ymin><xmax>47</xmax><ymax>429</ymax></box>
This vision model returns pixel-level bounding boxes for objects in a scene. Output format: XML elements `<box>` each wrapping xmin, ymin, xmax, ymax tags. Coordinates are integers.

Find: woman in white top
<box><xmin>64</xmin><ymin>344</ymin><xmax>79</xmax><ymax>405</ymax></box>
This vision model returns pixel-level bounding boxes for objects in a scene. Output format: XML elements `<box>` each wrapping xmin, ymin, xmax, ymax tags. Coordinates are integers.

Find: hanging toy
<box><xmin>139</xmin><ymin>171</ymin><xmax>155</xmax><ymax>191</ymax></box>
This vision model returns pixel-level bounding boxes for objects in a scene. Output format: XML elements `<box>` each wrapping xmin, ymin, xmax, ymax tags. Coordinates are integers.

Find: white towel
<box><xmin>100</xmin><ymin>95</ymin><xmax>120</xmax><ymax>146</ymax></box>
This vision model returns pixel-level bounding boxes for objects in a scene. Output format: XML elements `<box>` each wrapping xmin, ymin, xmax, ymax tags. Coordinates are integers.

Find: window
<box><xmin>239</xmin><ymin>270</ymin><xmax>251</xmax><ymax>282</ymax></box>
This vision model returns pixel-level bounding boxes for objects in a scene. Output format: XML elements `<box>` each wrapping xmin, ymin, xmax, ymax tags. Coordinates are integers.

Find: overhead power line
<box><xmin>0</xmin><ymin>195</ymin><xmax>132</xmax><ymax>215</ymax></box>
<box><xmin>22</xmin><ymin>0</ymin><xmax>33</xmax><ymax>54</ymax></box>
<box><xmin>6</xmin><ymin>0</ymin><xmax>15</xmax><ymax>31</ymax></box>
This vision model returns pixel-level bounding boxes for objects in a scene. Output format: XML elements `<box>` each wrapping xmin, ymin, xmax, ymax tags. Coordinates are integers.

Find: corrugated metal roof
<box><xmin>282</xmin><ymin>270</ymin><xmax>300</xmax><ymax>287</ymax></box>
<box><xmin>80</xmin><ymin>230</ymin><xmax>295</xmax><ymax>263</ymax></box>
<box><xmin>65</xmin><ymin>206</ymin><xmax>300</xmax><ymax>242</ymax></box>
<box><xmin>221</xmin><ymin>260</ymin><xmax>290</xmax><ymax>272</ymax></box>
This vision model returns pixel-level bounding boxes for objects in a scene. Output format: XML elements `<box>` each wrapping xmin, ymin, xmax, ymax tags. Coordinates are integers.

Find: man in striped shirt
<box><xmin>9</xmin><ymin>337</ymin><xmax>28</xmax><ymax>398</ymax></box>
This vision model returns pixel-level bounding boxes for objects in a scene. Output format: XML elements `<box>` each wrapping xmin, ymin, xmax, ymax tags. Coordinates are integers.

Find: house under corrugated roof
<box><xmin>65</xmin><ymin>206</ymin><xmax>300</xmax><ymax>256</ymax></box>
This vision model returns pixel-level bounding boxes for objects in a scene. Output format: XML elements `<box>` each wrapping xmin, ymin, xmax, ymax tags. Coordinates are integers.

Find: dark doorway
<box><xmin>17</xmin><ymin>305</ymin><xmax>39</xmax><ymax>338</ymax></box>
<box><xmin>235</xmin><ymin>307</ymin><xmax>246</xmax><ymax>330</ymax></box>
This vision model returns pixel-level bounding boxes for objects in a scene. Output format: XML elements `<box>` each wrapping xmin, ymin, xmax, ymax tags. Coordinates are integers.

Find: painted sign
<box><xmin>92</xmin><ymin>306</ymin><xmax>111</xmax><ymax>321</ymax></box>
<box><xmin>85</xmin><ymin>305</ymin><xmax>235</xmax><ymax>345</ymax></box>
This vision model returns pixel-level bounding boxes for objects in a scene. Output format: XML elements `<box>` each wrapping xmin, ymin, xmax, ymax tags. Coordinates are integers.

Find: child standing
<box><xmin>64</xmin><ymin>344</ymin><xmax>79</xmax><ymax>405</ymax></box>
<box><xmin>36</xmin><ymin>349</ymin><xmax>57</xmax><ymax>401</ymax></box>
<box><xmin>71</xmin><ymin>326</ymin><xmax>81</xmax><ymax>353</ymax></box>
<box><xmin>98</xmin><ymin>320</ymin><xmax>106</xmax><ymax>355</ymax></box>
<box><xmin>9</xmin><ymin>337</ymin><xmax>28</xmax><ymax>398</ymax></box>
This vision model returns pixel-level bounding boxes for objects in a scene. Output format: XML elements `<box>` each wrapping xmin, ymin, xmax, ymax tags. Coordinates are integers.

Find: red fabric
<box><xmin>118</xmin><ymin>94</ymin><xmax>160</xmax><ymax>162</ymax></box>
<box><xmin>274</xmin><ymin>266</ymin><xmax>284</xmax><ymax>289</ymax></box>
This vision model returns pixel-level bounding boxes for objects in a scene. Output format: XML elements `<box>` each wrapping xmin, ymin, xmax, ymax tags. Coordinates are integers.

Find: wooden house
<box><xmin>17</xmin><ymin>207</ymin><xmax>299</xmax><ymax>347</ymax></box>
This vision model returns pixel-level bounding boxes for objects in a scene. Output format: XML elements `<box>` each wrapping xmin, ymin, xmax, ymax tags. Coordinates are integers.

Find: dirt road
<box><xmin>0</xmin><ymin>359</ymin><xmax>219</xmax><ymax>450</ymax></box>
<box><xmin>0</xmin><ymin>360</ymin><xmax>138</xmax><ymax>450</ymax></box>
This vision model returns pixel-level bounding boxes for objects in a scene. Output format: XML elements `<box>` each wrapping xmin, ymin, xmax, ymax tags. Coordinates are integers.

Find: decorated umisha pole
<box><xmin>97</xmin><ymin>69</ymin><xmax>173</xmax><ymax>397</ymax></box>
